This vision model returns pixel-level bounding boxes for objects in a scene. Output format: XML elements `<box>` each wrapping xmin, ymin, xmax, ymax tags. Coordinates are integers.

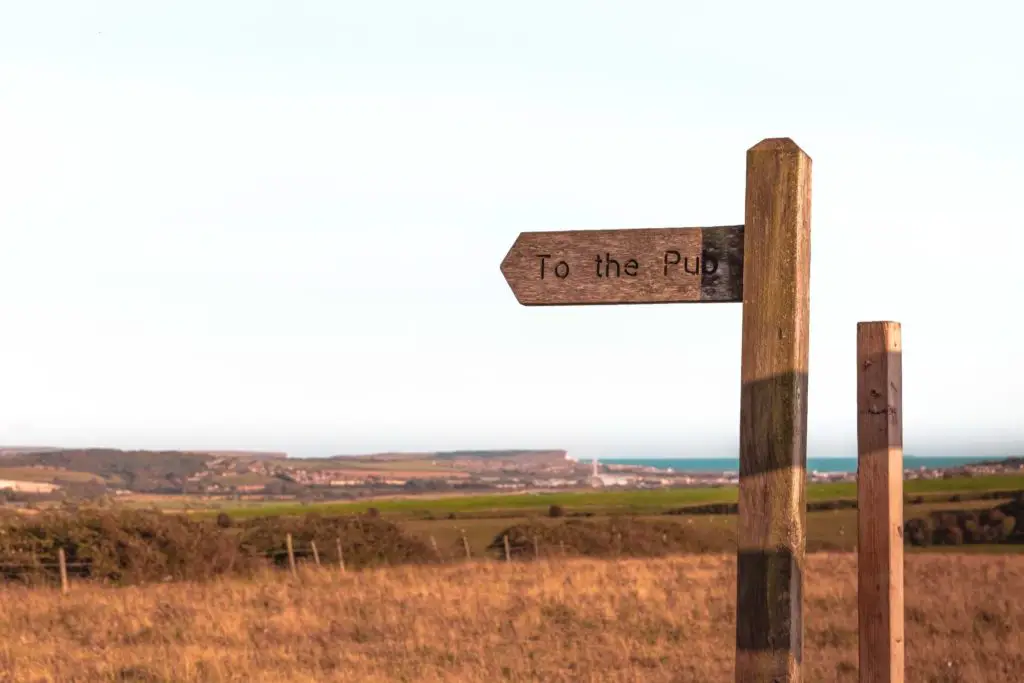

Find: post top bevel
<box><xmin>748</xmin><ymin>137</ymin><xmax>810</xmax><ymax>159</ymax></box>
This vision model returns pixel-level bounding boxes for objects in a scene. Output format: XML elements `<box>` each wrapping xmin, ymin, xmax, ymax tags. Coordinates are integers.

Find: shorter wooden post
<box><xmin>286</xmin><ymin>533</ymin><xmax>297</xmax><ymax>577</ymax></box>
<box><xmin>503</xmin><ymin>534</ymin><xmax>511</xmax><ymax>563</ymax></box>
<box><xmin>857</xmin><ymin>321</ymin><xmax>905</xmax><ymax>683</ymax></box>
<box><xmin>58</xmin><ymin>548</ymin><xmax>69</xmax><ymax>595</ymax></box>
<box><xmin>311</xmin><ymin>541</ymin><xmax>321</xmax><ymax>567</ymax></box>
<box><xmin>533</xmin><ymin>536</ymin><xmax>539</xmax><ymax>560</ymax></box>
<box><xmin>461</xmin><ymin>530</ymin><xmax>471</xmax><ymax>559</ymax></box>
<box><xmin>336</xmin><ymin>537</ymin><xmax>346</xmax><ymax>574</ymax></box>
<box><xmin>430</xmin><ymin>535</ymin><xmax>440</xmax><ymax>557</ymax></box>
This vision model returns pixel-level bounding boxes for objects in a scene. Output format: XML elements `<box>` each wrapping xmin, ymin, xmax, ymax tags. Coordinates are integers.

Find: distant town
<box><xmin>0</xmin><ymin>446</ymin><xmax>1020</xmax><ymax>504</ymax></box>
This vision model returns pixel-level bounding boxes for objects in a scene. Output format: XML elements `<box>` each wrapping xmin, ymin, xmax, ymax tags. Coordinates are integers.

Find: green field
<box><xmin>96</xmin><ymin>473</ymin><xmax>1024</xmax><ymax>560</ymax></box>
<box><xmin>191</xmin><ymin>473</ymin><xmax>1024</xmax><ymax>520</ymax></box>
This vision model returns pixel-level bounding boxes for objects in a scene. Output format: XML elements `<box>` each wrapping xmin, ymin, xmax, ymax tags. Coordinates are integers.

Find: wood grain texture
<box><xmin>500</xmin><ymin>226</ymin><xmax>743</xmax><ymax>306</ymax></box>
<box><xmin>736</xmin><ymin>138</ymin><xmax>812</xmax><ymax>683</ymax></box>
<box><xmin>857</xmin><ymin>321</ymin><xmax>905</xmax><ymax>683</ymax></box>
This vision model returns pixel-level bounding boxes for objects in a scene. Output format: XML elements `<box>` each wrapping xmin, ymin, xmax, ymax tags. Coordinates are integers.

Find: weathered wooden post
<box><xmin>58</xmin><ymin>548</ymin><xmax>69</xmax><ymax>595</ymax></box>
<box><xmin>857</xmin><ymin>322</ymin><xmax>905</xmax><ymax>683</ymax></box>
<box><xmin>735</xmin><ymin>139</ymin><xmax>812</xmax><ymax>682</ymax></box>
<box><xmin>285</xmin><ymin>533</ymin><xmax>297</xmax><ymax>578</ymax></box>
<box><xmin>499</xmin><ymin>137</ymin><xmax>812</xmax><ymax>682</ymax></box>
<box><xmin>336</xmin><ymin>537</ymin><xmax>346</xmax><ymax>574</ymax></box>
<box><xmin>311</xmin><ymin>540</ymin><xmax>321</xmax><ymax>567</ymax></box>
<box><xmin>503</xmin><ymin>534</ymin><xmax>511</xmax><ymax>563</ymax></box>
<box><xmin>461</xmin><ymin>530</ymin><xmax>472</xmax><ymax>560</ymax></box>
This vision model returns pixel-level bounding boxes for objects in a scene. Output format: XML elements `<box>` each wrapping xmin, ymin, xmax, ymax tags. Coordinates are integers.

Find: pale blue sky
<box><xmin>1</xmin><ymin>1</ymin><xmax>1022</xmax><ymax>459</ymax></box>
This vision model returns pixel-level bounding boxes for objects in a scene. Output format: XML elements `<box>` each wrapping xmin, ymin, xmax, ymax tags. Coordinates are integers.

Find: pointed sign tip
<box><xmin>499</xmin><ymin>238</ymin><xmax>520</xmax><ymax>277</ymax></box>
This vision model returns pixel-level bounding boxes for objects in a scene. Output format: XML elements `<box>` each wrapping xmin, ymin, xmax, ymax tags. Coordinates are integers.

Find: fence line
<box><xmin>0</xmin><ymin>532</ymin><xmax>574</xmax><ymax>589</ymax></box>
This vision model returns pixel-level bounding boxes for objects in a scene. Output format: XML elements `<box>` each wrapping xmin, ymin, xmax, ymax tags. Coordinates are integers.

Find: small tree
<box><xmin>548</xmin><ymin>504</ymin><xmax>566</xmax><ymax>518</ymax></box>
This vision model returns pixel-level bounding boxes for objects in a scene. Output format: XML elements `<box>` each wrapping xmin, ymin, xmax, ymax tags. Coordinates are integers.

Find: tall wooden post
<box><xmin>857</xmin><ymin>322</ymin><xmax>905</xmax><ymax>683</ymax></box>
<box><xmin>736</xmin><ymin>138</ymin><xmax>812</xmax><ymax>683</ymax></box>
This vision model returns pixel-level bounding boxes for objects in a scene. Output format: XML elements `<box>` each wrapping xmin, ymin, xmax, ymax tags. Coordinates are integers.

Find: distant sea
<box><xmin>601</xmin><ymin>455</ymin><xmax>1004</xmax><ymax>474</ymax></box>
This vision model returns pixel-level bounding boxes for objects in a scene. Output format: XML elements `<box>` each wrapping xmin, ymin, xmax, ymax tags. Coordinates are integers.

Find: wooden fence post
<box><xmin>857</xmin><ymin>321</ymin><xmax>905</xmax><ymax>683</ymax></box>
<box><xmin>461</xmin><ymin>530</ymin><xmax>471</xmax><ymax>560</ymax></box>
<box><xmin>533</xmin><ymin>536</ymin><xmax>539</xmax><ymax>560</ymax></box>
<box><xmin>430</xmin><ymin>535</ymin><xmax>440</xmax><ymax>558</ymax></box>
<box><xmin>735</xmin><ymin>138</ymin><xmax>812</xmax><ymax>683</ymax></box>
<box><xmin>58</xmin><ymin>548</ymin><xmax>69</xmax><ymax>595</ymax></box>
<box><xmin>503</xmin><ymin>534</ymin><xmax>511</xmax><ymax>563</ymax></box>
<box><xmin>336</xmin><ymin>537</ymin><xmax>346</xmax><ymax>574</ymax></box>
<box><xmin>286</xmin><ymin>533</ymin><xmax>297</xmax><ymax>578</ymax></box>
<box><xmin>311</xmin><ymin>541</ymin><xmax>321</xmax><ymax>567</ymax></box>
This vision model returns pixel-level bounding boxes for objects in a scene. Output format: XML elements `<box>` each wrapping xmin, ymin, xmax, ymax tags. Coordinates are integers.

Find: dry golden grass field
<box><xmin>0</xmin><ymin>553</ymin><xmax>1021</xmax><ymax>682</ymax></box>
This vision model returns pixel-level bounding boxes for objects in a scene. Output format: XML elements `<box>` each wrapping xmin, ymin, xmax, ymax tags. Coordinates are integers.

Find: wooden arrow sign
<box><xmin>499</xmin><ymin>225</ymin><xmax>744</xmax><ymax>306</ymax></box>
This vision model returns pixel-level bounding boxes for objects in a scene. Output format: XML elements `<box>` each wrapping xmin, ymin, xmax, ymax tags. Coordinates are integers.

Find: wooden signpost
<box><xmin>500</xmin><ymin>225</ymin><xmax>744</xmax><ymax>305</ymax></box>
<box><xmin>501</xmin><ymin>138</ymin><xmax>812</xmax><ymax>682</ymax></box>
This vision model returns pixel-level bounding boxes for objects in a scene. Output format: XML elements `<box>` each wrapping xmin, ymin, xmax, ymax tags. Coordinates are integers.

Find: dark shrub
<box><xmin>997</xmin><ymin>498</ymin><xmax>1024</xmax><ymax>531</ymax></box>
<box><xmin>957</xmin><ymin>511</ymin><xmax>980</xmax><ymax>527</ymax></box>
<box><xmin>548</xmin><ymin>505</ymin><xmax>566</xmax><ymax>518</ymax></box>
<box><xmin>488</xmin><ymin>517</ymin><xmax>735</xmax><ymax>560</ymax></box>
<box><xmin>239</xmin><ymin>514</ymin><xmax>433</xmax><ymax>570</ymax></box>
<box><xmin>935</xmin><ymin>523</ymin><xmax>964</xmax><ymax>546</ymax></box>
<box><xmin>0</xmin><ymin>508</ymin><xmax>259</xmax><ymax>585</ymax></box>
<box><xmin>809</xmin><ymin>500</ymin><xmax>857</xmax><ymax>512</ymax></box>
<box><xmin>0</xmin><ymin>506</ymin><xmax>437</xmax><ymax>586</ymax></box>
<box><xmin>216</xmin><ymin>512</ymin><xmax>232</xmax><ymax>528</ymax></box>
<box><xmin>982</xmin><ymin>509</ymin><xmax>1006</xmax><ymax>525</ymax></box>
<box><xmin>365</xmin><ymin>507</ymin><xmax>381</xmax><ymax>518</ymax></box>
<box><xmin>962</xmin><ymin>519</ymin><xmax>984</xmax><ymax>543</ymax></box>
<box><xmin>985</xmin><ymin>516</ymin><xmax>1016</xmax><ymax>543</ymax></box>
<box><xmin>664</xmin><ymin>503</ymin><xmax>738</xmax><ymax>515</ymax></box>
<box><xmin>904</xmin><ymin>518</ymin><xmax>932</xmax><ymax>546</ymax></box>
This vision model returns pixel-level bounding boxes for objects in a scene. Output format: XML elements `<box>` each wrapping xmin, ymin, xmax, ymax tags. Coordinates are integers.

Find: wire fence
<box><xmin>0</xmin><ymin>528</ymin><xmax>557</xmax><ymax>593</ymax></box>
<box><xmin>0</xmin><ymin>531</ymin><xmax>565</xmax><ymax>593</ymax></box>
